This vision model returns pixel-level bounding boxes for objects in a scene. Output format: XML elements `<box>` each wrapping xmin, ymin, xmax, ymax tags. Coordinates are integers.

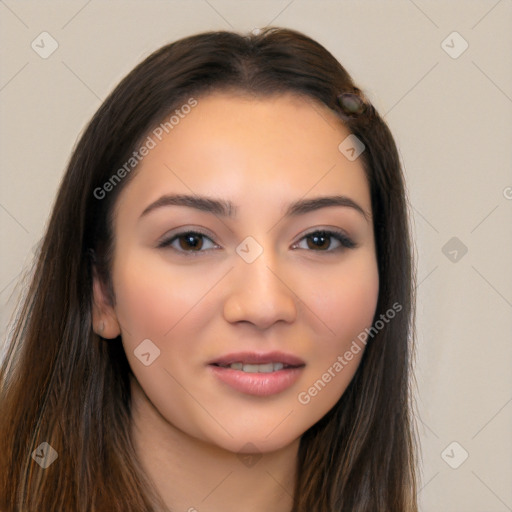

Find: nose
<box><xmin>223</xmin><ymin>250</ymin><xmax>297</xmax><ymax>329</ymax></box>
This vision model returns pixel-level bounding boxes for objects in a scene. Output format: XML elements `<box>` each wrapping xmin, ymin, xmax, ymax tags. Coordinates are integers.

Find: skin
<box><xmin>92</xmin><ymin>91</ymin><xmax>379</xmax><ymax>512</ymax></box>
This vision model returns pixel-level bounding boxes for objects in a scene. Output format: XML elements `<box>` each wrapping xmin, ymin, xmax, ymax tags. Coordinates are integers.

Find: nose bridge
<box><xmin>223</xmin><ymin>236</ymin><xmax>297</xmax><ymax>327</ymax></box>
<box><xmin>235</xmin><ymin>240</ymin><xmax>284</xmax><ymax>299</ymax></box>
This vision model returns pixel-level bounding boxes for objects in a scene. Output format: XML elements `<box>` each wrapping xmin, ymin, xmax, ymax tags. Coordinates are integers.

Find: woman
<box><xmin>0</xmin><ymin>27</ymin><xmax>418</xmax><ymax>511</ymax></box>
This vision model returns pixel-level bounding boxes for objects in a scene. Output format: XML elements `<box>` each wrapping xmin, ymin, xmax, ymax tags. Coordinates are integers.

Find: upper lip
<box><xmin>208</xmin><ymin>351</ymin><xmax>305</xmax><ymax>367</ymax></box>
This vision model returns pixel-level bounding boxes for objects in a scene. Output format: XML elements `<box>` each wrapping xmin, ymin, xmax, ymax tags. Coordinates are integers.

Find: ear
<box><xmin>92</xmin><ymin>267</ymin><xmax>121</xmax><ymax>339</ymax></box>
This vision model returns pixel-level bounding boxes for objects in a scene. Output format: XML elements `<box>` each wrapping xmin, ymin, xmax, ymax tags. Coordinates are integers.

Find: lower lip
<box><xmin>208</xmin><ymin>365</ymin><xmax>304</xmax><ymax>397</ymax></box>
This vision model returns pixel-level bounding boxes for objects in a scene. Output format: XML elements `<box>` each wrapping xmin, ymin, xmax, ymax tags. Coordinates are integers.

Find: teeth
<box><xmin>222</xmin><ymin>362</ymin><xmax>286</xmax><ymax>372</ymax></box>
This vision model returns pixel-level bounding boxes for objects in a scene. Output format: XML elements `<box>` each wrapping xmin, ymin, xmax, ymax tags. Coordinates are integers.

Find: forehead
<box><xmin>114</xmin><ymin>91</ymin><xmax>371</xmax><ymax>221</ymax></box>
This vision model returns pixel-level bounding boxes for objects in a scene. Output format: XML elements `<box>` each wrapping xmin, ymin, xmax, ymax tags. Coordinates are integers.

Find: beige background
<box><xmin>1</xmin><ymin>1</ymin><xmax>511</xmax><ymax>510</ymax></box>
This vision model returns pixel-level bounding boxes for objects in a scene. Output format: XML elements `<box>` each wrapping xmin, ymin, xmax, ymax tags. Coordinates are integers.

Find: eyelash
<box><xmin>157</xmin><ymin>229</ymin><xmax>357</xmax><ymax>255</ymax></box>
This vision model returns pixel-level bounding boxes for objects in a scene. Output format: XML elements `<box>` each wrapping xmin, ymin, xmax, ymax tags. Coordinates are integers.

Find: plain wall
<box><xmin>1</xmin><ymin>1</ymin><xmax>511</xmax><ymax>510</ymax></box>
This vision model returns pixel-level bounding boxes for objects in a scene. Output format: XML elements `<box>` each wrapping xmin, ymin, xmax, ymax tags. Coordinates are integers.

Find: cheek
<box><xmin>111</xmin><ymin>253</ymin><xmax>216</xmax><ymax>341</ymax></box>
<box><xmin>307</xmin><ymin>254</ymin><xmax>379</xmax><ymax>346</ymax></box>
<box><xmin>297</xmin><ymin>252</ymin><xmax>379</xmax><ymax>400</ymax></box>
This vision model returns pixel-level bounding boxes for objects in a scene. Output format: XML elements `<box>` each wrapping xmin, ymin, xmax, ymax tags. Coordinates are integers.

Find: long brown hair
<box><xmin>0</xmin><ymin>28</ymin><xmax>418</xmax><ymax>511</ymax></box>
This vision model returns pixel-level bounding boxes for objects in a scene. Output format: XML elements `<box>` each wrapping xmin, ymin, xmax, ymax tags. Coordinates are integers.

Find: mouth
<box><xmin>207</xmin><ymin>351</ymin><xmax>305</xmax><ymax>396</ymax></box>
<box><xmin>208</xmin><ymin>351</ymin><xmax>305</xmax><ymax>369</ymax></box>
<box><xmin>211</xmin><ymin>361</ymin><xmax>298</xmax><ymax>373</ymax></box>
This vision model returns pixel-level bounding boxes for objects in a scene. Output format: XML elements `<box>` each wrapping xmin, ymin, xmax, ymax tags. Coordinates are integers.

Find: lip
<box><xmin>208</xmin><ymin>365</ymin><xmax>304</xmax><ymax>397</ymax></box>
<box><xmin>208</xmin><ymin>351</ymin><xmax>305</xmax><ymax>367</ymax></box>
<box><xmin>207</xmin><ymin>351</ymin><xmax>305</xmax><ymax>397</ymax></box>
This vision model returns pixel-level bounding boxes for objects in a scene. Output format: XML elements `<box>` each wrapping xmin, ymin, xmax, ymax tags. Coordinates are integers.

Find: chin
<box><xmin>196</xmin><ymin>419</ymin><xmax>306</xmax><ymax>455</ymax></box>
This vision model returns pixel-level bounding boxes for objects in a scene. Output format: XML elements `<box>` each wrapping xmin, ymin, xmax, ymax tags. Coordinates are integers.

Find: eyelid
<box><xmin>156</xmin><ymin>227</ymin><xmax>218</xmax><ymax>250</ymax></box>
<box><xmin>292</xmin><ymin>227</ymin><xmax>357</xmax><ymax>251</ymax></box>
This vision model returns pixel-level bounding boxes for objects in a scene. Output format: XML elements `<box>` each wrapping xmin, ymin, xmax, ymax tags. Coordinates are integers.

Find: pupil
<box><xmin>181</xmin><ymin>234</ymin><xmax>202</xmax><ymax>250</ymax></box>
<box><xmin>310</xmin><ymin>233</ymin><xmax>329</xmax><ymax>250</ymax></box>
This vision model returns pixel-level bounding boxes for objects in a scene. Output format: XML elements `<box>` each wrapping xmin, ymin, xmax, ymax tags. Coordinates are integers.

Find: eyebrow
<box><xmin>139</xmin><ymin>193</ymin><xmax>371</xmax><ymax>223</ymax></box>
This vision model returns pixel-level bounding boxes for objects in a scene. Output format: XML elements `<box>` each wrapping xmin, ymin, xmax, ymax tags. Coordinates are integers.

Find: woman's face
<box><xmin>94</xmin><ymin>92</ymin><xmax>379</xmax><ymax>453</ymax></box>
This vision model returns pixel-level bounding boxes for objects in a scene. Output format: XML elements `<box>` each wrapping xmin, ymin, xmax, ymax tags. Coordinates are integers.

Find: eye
<box><xmin>292</xmin><ymin>230</ymin><xmax>356</xmax><ymax>252</ymax></box>
<box><xmin>157</xmin><ymin>228</ymin><xmax>356</xmax><ymax>255</ymax></box>
<box><xmin>157</xmin><ymin>230</ymin><xmax>218</xmax><ymax>253</ymax></box>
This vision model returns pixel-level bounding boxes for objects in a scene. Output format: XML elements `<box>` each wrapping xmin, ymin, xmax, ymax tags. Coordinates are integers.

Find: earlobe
<box><xmin>92</xmin><ymin>269</ymin><xmax>121</xmax><ymax>339</ymax></box>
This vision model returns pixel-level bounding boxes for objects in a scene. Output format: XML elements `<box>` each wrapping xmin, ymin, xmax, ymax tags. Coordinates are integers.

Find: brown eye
<box><xmin>158</xmin><ymin>231</ymin><xmax>217</xmax><ymax>253</ymax></box>
<box><xmin>306</xmin><ymin>232</ymin><xmax>332</xmax><ymax>250</ymax></box>
<box><xmin>295</xmin><ymin>230</ymin><xmax>356</xmax><ymax>252</ymax></box>
<box><xmin>177</xmin><ymin>233</ymin><xmax>204</xmax><ymax>251</ymax></box>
